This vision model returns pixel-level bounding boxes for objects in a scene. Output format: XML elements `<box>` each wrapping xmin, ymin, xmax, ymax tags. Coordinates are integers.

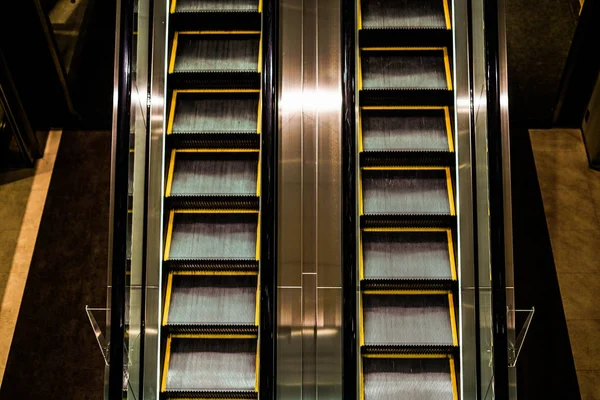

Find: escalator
<box><xmin>158</xmin><ymin>1</ymin><xmax>270</xmax><ymax>398</ymax></box>
<box><xmin>351</xmin><ymin>0</ymin><xmax>459</xmax><ymax>398</ymax></box>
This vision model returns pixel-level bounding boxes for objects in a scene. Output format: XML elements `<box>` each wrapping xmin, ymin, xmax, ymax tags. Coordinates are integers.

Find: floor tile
<box><xmin>549</xmin><ymin>228</ymin><xmax>600</xmax><ymax>273</ymax></box>
<box><xmin>567</xmin><ymin>319</ymin><xmax>600</xmax><ymax>370</ymax></box>
<box><xmin>591</xmin><ymin>190</ymin><xmax>600</xmax><ymax>227</ymax></box>
<box><xmin>541</xmin><ymin>188</ymin><xmax>598</xmax><ymax>232</ymax></box>
<box><xmin>587</xmin><ymin>169</ymin><xmax>600</xmax><ymax>193</ymax></box>
<box><xmin>579</xmin><ymin>370</ymin><xmax>600</xmax><ymax>400</ymax></box>
<box><xmin>533</xmin><ymin>148</ymin><xmax>590</xmax><ymax>192</ymax></box>
<box><xmin>557</xmin><ymin>274</ymin><xmax>600</xmax><ymax>320</ymax></box>
<box><xmin>530</xmin><ymin>129</ymin><xmax>586</xmax><ymax>152</ymax></box>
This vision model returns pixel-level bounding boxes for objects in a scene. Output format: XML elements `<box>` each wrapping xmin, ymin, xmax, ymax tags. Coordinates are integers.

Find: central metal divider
<box><xmin>277</xmin><ymin>0</ymin><xmax>343</xmax><ymax>396</ymax></box>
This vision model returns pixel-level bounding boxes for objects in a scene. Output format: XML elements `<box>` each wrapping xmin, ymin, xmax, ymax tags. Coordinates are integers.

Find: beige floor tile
<box><xmin>579</xmin><ymin>370</ymin><xmax>600</xmax><ymax>400</ymax></box>
<box><xmin>533</xmin><ymin>149</ymin><xmax>590</xmax><ymax>192</ymax></box>
<box><xmin>530</xmin><ymin>129</ymin><xmax>586</xmax><ymax>152</ymax></box>
<box><xmin>591</xmin><ymin>190</ymin><xmax>600</xmax><ymax>227</ymax></box>
<box><xmin>542</xmin><ymin>188</ymin><xmax>599</xmax><ymax>232</ymax></box>
<box><xmin>557</xmin><ymin>274</ymin><xmax>600</xmax><ymax>320</ymax></box>
<box><xmin>568</xmin><ymin>319</ymin><xmax>600</xmax><ymax>370</ymax></box>
<box><xmin>588</xmin><ymin>169</ymin><xmax>600</xmax><ymax>193</ymax></box>
<box><xmin>549</xmin><ymin>228</ymin><xmax>600</xmax><ymax>273</ymax></box>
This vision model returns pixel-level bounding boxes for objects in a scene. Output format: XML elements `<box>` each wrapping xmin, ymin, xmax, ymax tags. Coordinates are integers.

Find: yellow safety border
<box><xmin>443</xmin><ymin>0</ymin><xmax>452</xmax><ymax>30</ymax></box>
<box><xmin>359</xmin><ymin>106</ymin><xmax>455</xmax><ymax>153</ymax></box>
<box><xmin>450</xmin><ymin>356</ymin><xmax>459</xmax><ymax>400</ymax></box>
<box><xmin>167</xmin><ymin>89</ymin><xmax>261</xmax><ymax>135</ymax></box>
<box><xmin>163</xmin><ymin>209</ymin><xmax>260</xmax><ymax>261</ymax></box>
<box><xmin>359</xmin><ymin>166</ymin><xmax>456</xmax><ymax>216</ymax></box>
<box><xmin>357</xmin><ymin>0</ymin><xmax>363</xmax><ymax>29</ymax></box>
<box><xmin>161</xmin><ymin>334</ymin><xmax>259</xmax><ymax>394</ymax></box>
<box><xmin>165</xmin><ymin>149</ymin><xmax>261</xmax><ymax>197</ymax></box>
<box><xmin>169</xmin><ymin>31</ymin><xmax>262</xmax><ymax>75</ymax></box>
<box><xmin>162</xmin><ymin>271</ymin><xmax>261</xmax><ymax>326</ymax></box>
<box><xmin>359</xmin><ymin>47</ymin><xmax>453</xmax><ymax>91</ymax></box>
<box><xmin>360</xmin><ymin>227</ymin><xmax>457</xmax><ymax>282</ymax></box>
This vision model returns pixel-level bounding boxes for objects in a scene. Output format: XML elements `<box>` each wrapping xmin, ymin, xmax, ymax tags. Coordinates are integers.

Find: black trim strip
<box><xmin>108</xmin><ymin>0</ymin><xmax>134</xmax><ymax>398</ymax></box>
<box><xmin>341</xmin><ymin>0</ymin><xmax>358</xmax><ymax>398</ymax></box>
<box><xmin>259</xmin><ymin>0</ymin><xmax>278</xmax><ymax>395</ymax></box>
<box><xmin>483</xmin><ymin>0</ymin><xmax>509</xmax><ymax>396</ymax></box>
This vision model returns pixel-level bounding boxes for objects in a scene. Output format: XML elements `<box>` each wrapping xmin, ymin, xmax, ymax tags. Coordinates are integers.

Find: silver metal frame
<box><xmin>141</xmin><ymin>0</ymin><xmax>169</xmax><ymax>398</ymax></box>
<box><xmin>277</xmin><ymin>0</ymin><xmax>343</xmax><ymax>396</ymax></box>
<box><xmin>453</xmin><ymin>0</ymin><xmax>478</xmax><ymax>398</ymax></box>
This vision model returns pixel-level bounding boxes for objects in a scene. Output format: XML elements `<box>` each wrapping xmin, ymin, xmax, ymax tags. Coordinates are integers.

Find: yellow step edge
<box><xmin>362</xmin><ymin>353</ymin><xmax>452</xmax><ymax>359</ymax></box>
<box><xmin>362</xmin><ymin>290</ymin><xmax>451</xmax><ymax>295</ymax></box>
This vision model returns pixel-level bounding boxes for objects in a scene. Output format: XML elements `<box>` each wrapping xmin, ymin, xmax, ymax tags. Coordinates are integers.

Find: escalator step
<box><xmin>166</xmin><ymin>150</ymin><xmax>259</xmax><ymax>209</ymax></box>
<box><xmin>170</xmin><ymin>0</ymin><xmax>261</xmax><ymax>31</ymax></box>
<box><xmin>165</xmin><ymin>212</ymin><xmax>258</xmax><ymax>261</ymax></box>
<box><xmin>363</xmin><ymin>358</ymin><xmax>456</xmax><ymax>400</ymax></box>
<box><xmin>361</xmin><ymin>49</ymin><xmax>451</xmax><ymax>90</ymax></box>
<box><xmin>361</xmin><ymin>168</ymin><xmax>454</xmax><ymax>215</ymax></box>
<box><xmin>361</xmin><ymin>107</ymin><xmax>452</xmax><ymax>152</ymax></box>
<box><xmin>359</xmin><ymin>88</ymin><xmax>454</xmax><ymax>107</ymax></box>
<box><xmin>359</xmin><ymin>27</ymin><xmax>452</xmax><ymax>48</ymax></box>
<box><xmin>164</xmin><ymin>274</ymin><xmax>257</xmax><ymax>328</ymax></box>
<box><xmin>361</xmin><ymin>229</ymin><xmax>455</xmax><ymax>280</ymax></box>
<box><xmin>168</xmin><ymin>91</ymin><xmax>260</xmax><ymax>135</ymax></box>
<box><xmin>362</xmin><ymin>294</ymin><xmax>457</xmax><ymax>347</ymax></box>
<box><xmin>163</xmin><ymin>337</ymin><xmax>257</xmax><ymax>395</ymax></box>
<box><xmin>360</xmin><ymin>0</ymin><xmax>449</xmax><ymax>29</ymax></box>
<box><xmin>169</xmin><ymin>32</ymin><xmax>261</xmax><ymax>88</ymax></box>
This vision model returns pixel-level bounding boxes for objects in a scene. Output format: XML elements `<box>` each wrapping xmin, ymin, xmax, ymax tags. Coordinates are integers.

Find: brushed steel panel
<box><xmin>277</xmin><ymin>287</ymin><xmax>302</xmax><ymax>400</ymax></box>
<box><xmin>317</xmin><ymin>288</ymin><xmax>342</xmax><ymax>399</ymax></box>
<box><xmin>303</xmin><ymin>273</ymin><xmax>317</xmax><ymax>400</ymax></box>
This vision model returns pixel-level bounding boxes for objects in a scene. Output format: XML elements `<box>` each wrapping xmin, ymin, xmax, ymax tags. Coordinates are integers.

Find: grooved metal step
<box><xmin>359</xmin><ymin>0</ymin><xmax>450</xmax><ymax>29</ymax></box>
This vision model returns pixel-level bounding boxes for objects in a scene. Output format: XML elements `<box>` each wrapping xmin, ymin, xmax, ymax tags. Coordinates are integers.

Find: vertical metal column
<box><xmin>277</xmin><ymin>0</ymin><xmax>342</xmax><ymax>396</ymax></box>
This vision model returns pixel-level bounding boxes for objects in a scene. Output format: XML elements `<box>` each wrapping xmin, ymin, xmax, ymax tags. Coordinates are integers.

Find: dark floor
<box><xmin>0</xmin><ymin>131</ymin><xmax>110</xmax><ymax>400</ymax></box>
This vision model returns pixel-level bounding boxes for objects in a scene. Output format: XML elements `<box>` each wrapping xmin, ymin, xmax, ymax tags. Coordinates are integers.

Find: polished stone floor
<box><xmin>0</xmin><ymin>130</ymin><xmax>62</xmax><ymax>385</ymax></box>
<box><xmin>531</xmin><ymin>128</ymin><xmax>600</xmax><ymax>399</ymax></box>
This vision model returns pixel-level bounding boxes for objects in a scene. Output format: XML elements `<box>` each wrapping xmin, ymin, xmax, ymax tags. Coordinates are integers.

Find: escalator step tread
<box><xmin>362</xmin><ymin>230</ymin><xmax>453</xmax><ymax>279</ymax></box>
<box><xmin>167</xmin><ymin>213</ymin><xmax>258</xmax><ymax>260</ymax></box>
<box><xmin>170</xmin><ymin>92</ymin><xmax>259</xmax><ymax>135</ymax></box>
<box><xmin>363</xmin><ymin>358</ymin><xmax>455</xmax><ymax>400</ymax></box>
<box><xmin>363</xmin><ymin>294</ymin><xmax>454</xmax><ymax>346</ymax></box>
<box><xmin>169</xmin><ymin>152</ymin><xmax>259</xmax><ymax>196</ymax></box>
<box><xmin>172</xmin><ymin>34</ymin><xmax>260</xmax><ymax>73</ymax></box>
<box><xmin>361</xmin><ymin>108</ymin><xmax>451</xmax><ymax>152</ymax></box>
<box><xmin>167</xmin><ymin>275</ymin><xmax>257</xmax><ymax>325</ymax></box>
<box><xmin>362</xmin><ymin>169</ymin><xmax>452</xmax><ymax>215</ymax></box>
<box><xmin>164</xmin><ymin>338</ymin><xmax>257</xmax><ymax>392</ymax></box>
<box><xmin>359</xmin><ymin>27</ymin><xmax>451</xmax><ymax>48</ymax></box>
<box><xmin>360</xmin><ymin>150</ymin><xmax>454</xmax><ymax>167</ymax></box>
<box><xmin>360</xmin><ymin>0</ymin><xmax>448</xmax><ymax>29</ymax></box>
<box><xmin>173</xmin><ymin>0</ymin><xmax>259</xmax><ymax>12</ymax></box>
<box><xmin>361</xmin><ymin>50</ymin><xmax>449</xmax><ymax>90</ymax></box>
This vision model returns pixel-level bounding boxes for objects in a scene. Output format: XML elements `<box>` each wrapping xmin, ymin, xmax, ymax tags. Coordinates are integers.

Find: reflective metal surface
<box><xmin>141</xmin><ymin>0</ymin><xmax>169</xmax><ymax>398</ymax></box>
<box><xmin>497</xmin><ymin>0</ymin><xmax>517</xmax><ymax>397</ymax></box>
<box><xmin>278</xmin><ymin>0</ymin><xmax>342</xmax><ymax>395</ymax></box>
